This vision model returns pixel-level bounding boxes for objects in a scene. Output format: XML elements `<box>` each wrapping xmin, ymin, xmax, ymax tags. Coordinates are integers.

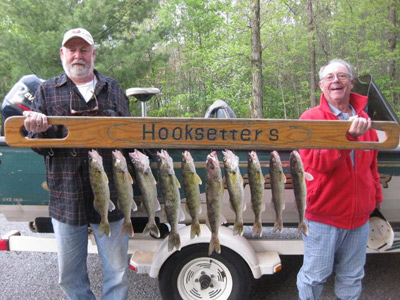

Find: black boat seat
<box><xmin>126</xmin><ymin>87</ymin><xmax>160</xmax><ymax>102</ymax></box>
<box><xmin>204</xmin><ymin>99</ymin><xmax>236</xmax><ymax>118</ymax></box>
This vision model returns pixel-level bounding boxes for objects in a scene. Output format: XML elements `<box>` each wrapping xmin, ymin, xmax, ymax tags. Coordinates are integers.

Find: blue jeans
<box><xmin>52</xmin><ymin>218</ymin><xmax>130</xmax><ymax>300</ymax></box>
<box><xmin>297</xmin><ymin>220</ymin><xmax>369</xmax><ymax>300</ymax></box>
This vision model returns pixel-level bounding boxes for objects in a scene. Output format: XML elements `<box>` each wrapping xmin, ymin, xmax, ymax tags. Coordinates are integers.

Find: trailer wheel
<box><xmin>158</xmin><ymin>243</ymin><xmax>251</xmax><ymax>300</ymax></box>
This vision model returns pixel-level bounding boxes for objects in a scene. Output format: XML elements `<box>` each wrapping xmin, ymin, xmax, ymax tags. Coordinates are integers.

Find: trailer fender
<box><xmin>149</xmin><ymin>224</ymin><xmax>266</xmax><ymax>278</ymax></box>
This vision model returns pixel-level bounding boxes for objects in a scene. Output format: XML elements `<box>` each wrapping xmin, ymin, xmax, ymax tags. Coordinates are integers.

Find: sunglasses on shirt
<box><xmin>70</xmin><ymin>91</ymin><xmax>99</xmax><ymax>116</ymax></box>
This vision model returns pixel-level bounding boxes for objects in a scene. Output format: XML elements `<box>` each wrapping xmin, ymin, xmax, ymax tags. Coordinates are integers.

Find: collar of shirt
<box><xmin>327</xmin><ymin>103</ymin><xmax>356</xmax><ymax>121</ymax></box>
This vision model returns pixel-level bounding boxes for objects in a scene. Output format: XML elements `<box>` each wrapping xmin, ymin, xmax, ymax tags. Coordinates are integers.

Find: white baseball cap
<box><xmin>368</xmin><ymin>214</ymin><xmax>394</xmax><ymax>252</ymax></box>
<box><xmin>62</xmin><ymin>28</ymin><xmax>94</xmax><ymax>46</ymax></box>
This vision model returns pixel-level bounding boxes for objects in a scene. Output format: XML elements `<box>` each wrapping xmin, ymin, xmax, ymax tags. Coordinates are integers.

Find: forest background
<box><xmin>0</xmin><ymin>0</ymin><xmax>399</xmax><ymax>120</ymax></box>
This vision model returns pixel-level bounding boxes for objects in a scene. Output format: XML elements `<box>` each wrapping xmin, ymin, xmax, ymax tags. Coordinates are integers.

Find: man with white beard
<box><xmin>23</xmin><ymin>28</ymin><xmax>131</xmax><ymax>300</ymax></box>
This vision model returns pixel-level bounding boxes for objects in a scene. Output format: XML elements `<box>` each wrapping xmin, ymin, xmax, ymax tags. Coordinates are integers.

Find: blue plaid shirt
<box><xmin>32</xmin><ymin>70</ymin><xmax>131</xmax><ymax>226</ymax></box>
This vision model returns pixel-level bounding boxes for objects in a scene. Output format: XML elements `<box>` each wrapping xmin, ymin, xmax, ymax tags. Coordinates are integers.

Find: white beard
<box><xmin>62</xmin><ymin>57</ymin><xmax>94</xmax><ymax>81</ymax></box>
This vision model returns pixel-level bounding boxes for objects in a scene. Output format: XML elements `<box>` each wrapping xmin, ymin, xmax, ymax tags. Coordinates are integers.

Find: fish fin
<box><xmin>270</xmin><ymin>199</ymin><xmax>276</xmax><ymax>209</ymax></box>
<box><xmin>281</xmin><ymin>173</ymin><xmax>287</xmax><ymax>183</ymax></box>
<box><xmin>205</xmin><ymin>215</ymin><xmax>211</xmax><ymax>231</ymax></box>
<box><xmin>108</xmin><ymin>200</ymin><xmax>116</xmax><ymax>212</ymax></box>
<box><xmin>168</xmin><ymin>232</ymin><xmax>181</xmax><ymax>252</ymax></box>
<box><xmin>155</xmin><ymin>199</ymin><xmax>161</xmax><ymax>212</ymax></box>
<box><xmin>179</xmin><ymin>206</ymin><xmax>186</xmax><ymax>222</ymax></box>
<box><xmin>231</xmin><ymin>173</ymin><xmax>237</xmax><ymax>183</ymax></box>
<box><xmin>228</xmin><ymin>201</ymin><xmax>234</xmax><ymax>212</ymax></box>
<box><xmin>173</xmin><ymin>175</ymin><xmax>181</xmax><ymax>188</ymax></box>
<box><xmin>297</xmin><ymin>221</ymin><xmax>308</xmax><ymax>236</ymax></box>
<box><xmin>198</xmin><ymin>204</ymin><xmax>202</xmax><ymax>214</ymax></box>
<box><xmin>261</xmin><ymin>200</ymin><xmax>266</xmax><ymax>212</ymax></box>
<box><xmin>136</xmin><ymin>200</ymin><xmax>144</xmax><ymax>212</ymax></box>
<box><xmin>219</xmin><ymin>182</ymin><xmax>225</xmax><ymax>194</ymax></box>
<box><xmin>41</xmin><ymin>181</ymin><xmax>49</xmax><ymax>191</ymax></box>
<box><xmin>148</xmin><ymin>173</ymin><xmax>157</xmax><ymax>185</ymax></box>
<box><xmin>122</xmin><ymin>221</ymin><xmax>134</xmax><ymax>237</ymax></box>
<box><xmin>305</xmin><ymin>172</ymin><xmax>314</xmax><ymax>181</ymax></box>
<box><xmin>131</xmin><ymin>199</ymin><xmax>138</xmax><ymax>212</ymax></box>
<box><xmin>252</xmin><ymin>222</ymin><xmax>263</xmax><ymax>237</ymax></box>
<box><xmin>242</xmin><ymin>197</ymin><xmax>247</xmax><ymax>212</ymax></box>
<box><xmin>104</xmin><ymin>172</ymin><xmax>109</xmax><ymax>184</ymax></box>
<box><xmin>221</xmin><ymin>214</ymin><xmax>227</xmax><ymax>225</ymax></box>
<box><xmin>208</xmin><ymin>234</ymin><xmax>221</xmax><ymax>256</ymax></box>
<box><xmin>258</xmin><ymin>172</ymin><xmax>265</xmax><ymax>184</ymax></box>
<box><xmin>184</xmin><ymin>202</ymin><xmax>190</xmax><ymax>214</ymax></box>
<box><xmin>273</xmin><ymin>219</ymin><xmax>284</xmax><ymax>233</ymax></box>
<box><xmin>128</xmin><ymin>173</ymin><xmax>134</xmax><ymax>185</ymax></box>
<box><xmin>190</xmin><ymin>221</ymin><xmax>201</xmax><ymax>239</ymax></box>
<box><xmin>143</xmin><ymin>218</ymin><xmax>160</xmax><ymax>238</ymax></box>
<box><xmin>194</xmin><ymin>173</ymin><xmax>202</xmax><ymax>185</ymax></box>
<box><xmin>233</xmin><ymin>221</ymin><xmax>244</xmax><ymax>236</ymax></box>
<box><xmin>98</xmin><ymin>221</ymin><xmax>111</xmax><ymax>237</ymax></box>
<box><xmin>239</xmin><ymin>175</ymin><xmax>244</xmax><ymax>186</ymax></box>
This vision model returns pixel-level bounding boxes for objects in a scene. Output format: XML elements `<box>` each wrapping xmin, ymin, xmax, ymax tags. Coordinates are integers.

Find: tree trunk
<box><xmin>307</xmin><ymin>0</ymin><xmax>317</xmax><ymax>107</ymax></box>
<box><xmin>250</xmin><ymin>0</ymin><xmax>263</xmax><ymax>118</ymax></box>
<box><xmin>388</xmin><ymin>0</ymin><xmax>398</xmax><ymax>109</ymax></box>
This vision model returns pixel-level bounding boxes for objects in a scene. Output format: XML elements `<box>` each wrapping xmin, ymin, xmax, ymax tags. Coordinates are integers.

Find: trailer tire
<box><xmin>158</xmin><ymin>243</ymin><xmax>251</xmax><ymax>300</ymax></box>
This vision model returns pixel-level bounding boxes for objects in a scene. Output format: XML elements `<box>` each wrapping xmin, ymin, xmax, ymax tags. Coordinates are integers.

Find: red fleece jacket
<box><xmin>299</xmin><ymin>92</ymin><xmax>383</xmax><ymax>229</ymax></box>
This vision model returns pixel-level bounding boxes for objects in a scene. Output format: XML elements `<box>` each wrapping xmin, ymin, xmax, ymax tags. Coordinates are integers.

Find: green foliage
<box><xmin>0</xmin><ymin>0</ymin><xmax>399</xmax><ymax>123</ymax></box>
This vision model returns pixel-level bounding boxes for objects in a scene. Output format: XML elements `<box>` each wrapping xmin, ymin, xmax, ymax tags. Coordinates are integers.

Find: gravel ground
<box><xmin>1</xmin><ymin>214</ymin><xmax>400</xmax><ymax>300</ymax></box>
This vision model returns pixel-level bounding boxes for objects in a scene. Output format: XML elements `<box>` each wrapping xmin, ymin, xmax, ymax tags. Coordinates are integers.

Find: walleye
<box><xmin>247</xmin><ymin>151</ymin><xmax>265</xmax><ymax>237</ymax></box>
<box><xmin>290</xmin><ymin>150</ymin><xmax>314</xmax><ymax>235</ymax></box>
<box><xmin>222</xmin><ymin>149</ymin><xmax>245</xmax><ymax>236</ymax></box>
<box><xmin>269</xmin><ymin>151</ymin><xmax>286</xmax><ymax>233</ymax></box>
<box><xmin>181</xmin><ymin>150</ymin><xmax>202</xmax><ymax>239</ymax></box>
<box><xmin>128</xmin><ymin>149</ymin><xmax>161</xmax><ymax>238</ymax></box>
<box><xmin>157</xmin><ymin>149</ymin><xmax>182</xmax><ymax>252</ymax></box>
<box><xmin>112</xmin><ymin>150</ymin><xmax>137</xmax><ymax>237</ymax></box>
<box><xmin>205</xmin><ymin>151</ymin><xmax>224</xmax><ymax>255</ymax></box>
<box><xmin>88</xmin><ymin>150</ymin><xmax>115</xmax><ymax>237</ymax></box>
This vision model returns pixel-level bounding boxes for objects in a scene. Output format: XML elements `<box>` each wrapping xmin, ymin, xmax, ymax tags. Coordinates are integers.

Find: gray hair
<box><xmin>318</xmin><ymin>58</ymin><xmax>354</xmax><ymax>81</ymax></box>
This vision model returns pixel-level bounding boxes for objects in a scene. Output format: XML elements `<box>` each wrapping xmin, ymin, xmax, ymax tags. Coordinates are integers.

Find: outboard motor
<box><xmin>1</xmin><ymin>74</ymin><xmax>44</xmax><ymax>135</ymax></box>
<box><xmin>204</xmin><ymin>99</ymin><xmax>236</xmax><ymax>118</ymax></box>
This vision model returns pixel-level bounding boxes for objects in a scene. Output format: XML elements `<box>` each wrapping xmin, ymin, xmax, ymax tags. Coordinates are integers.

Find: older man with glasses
<box><xmin>22</xmin><ymin>28</ymin><xmax>131</xmax><ymax>300</ymax></box>
<box><xmin>296</xmin><ymin>58</ymin><xmax>382</xmax><ymax>300</ymax></box>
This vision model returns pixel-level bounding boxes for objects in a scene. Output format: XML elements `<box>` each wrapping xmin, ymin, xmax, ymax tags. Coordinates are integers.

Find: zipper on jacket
<box><xmin>351</xmin><ymin>151</ymin><xmax>358</xmax><ymax>228</ymax></box>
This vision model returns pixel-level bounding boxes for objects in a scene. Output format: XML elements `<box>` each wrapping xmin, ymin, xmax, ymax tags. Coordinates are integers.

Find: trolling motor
<box><xmin>126</xmin><ymin>88</ymin><xmax>160</xmax><ymax>117</ymax></box>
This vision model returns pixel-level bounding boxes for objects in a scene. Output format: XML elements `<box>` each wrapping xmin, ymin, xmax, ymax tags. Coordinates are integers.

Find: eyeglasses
<box><xmin>70</xmin><ymin>91</ymin><xmax>99</xmax><ymax>116</ymax></box>
<box><xmin>321</xmin><ymin>73</ymin><xmax>351</xmax><ymax>83</ymax></box>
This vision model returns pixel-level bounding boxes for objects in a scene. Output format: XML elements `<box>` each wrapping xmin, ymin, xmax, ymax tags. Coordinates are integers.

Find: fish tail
<box><xmin>143</xmin><ymin>219</ymin><xmax>160</xmax><ymax>238</ymax></box>
<box><xmin>233</xmin><ymin>221</ymin><xmax>244</xmax><ymax>236</ymax></box>
<box><xmin>190</xmin><ymin>221</ymin><xmax>201</xmax><ymax>239</ymax></box>
<box><xmin>208</xmin><ymin>234</ymin><xmax>221</xmax><ymax>256</ymax></box>
<box><xmin>168</xmin><ymin>232</ymin><xmax>181</xmax><ymax>252</ymax></box>
<box><xmin>99</xmin><ymin>221</ymin><xmax>111</xmax><ymax>237</ymax></box>
<box><xmin>297</xmin><ymin>221</ymin><xmax>308</xmax><ymax>236</ymax></box>
<box><xmin>122</xmin><ymin>221</ymin><xmax>134</xmax><ymax>237</ymax></box>
<box><xmin>273</xmin><ymin>219</ymin><xmax>283</xmax><ymax>233</ymax></box>
<box><xmin>252</xmin><ymin>222</ymin><xmax>263</xmax><ymax>237</ymax></box>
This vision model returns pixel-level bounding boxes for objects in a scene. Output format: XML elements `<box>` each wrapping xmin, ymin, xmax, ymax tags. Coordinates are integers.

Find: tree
<box><xmin>307</xmin><ymin>0</ymin><xmax>317</xmax><ymax>107</ymax></box>
<box><xmin>250</xmin><ymin>0</ymin><xmax>263</xmax><ymax>118</ymax></box>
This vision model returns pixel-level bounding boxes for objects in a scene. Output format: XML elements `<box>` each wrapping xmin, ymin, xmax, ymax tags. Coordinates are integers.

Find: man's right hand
<box><xmin>348</xmin><ymin>116</ymin><xmax>371</xmax><ymax>138</ymax></box>
<box><xmin>23</xmin><ymin>111</ymin><xmax>51</xmax><ymax>133</ymax></box>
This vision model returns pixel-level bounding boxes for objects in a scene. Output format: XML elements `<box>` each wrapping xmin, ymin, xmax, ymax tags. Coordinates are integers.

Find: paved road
<box><xmin>1</xmin><ymin>214</ymin><xmax>399</xmax><ymax>299</ymax></box>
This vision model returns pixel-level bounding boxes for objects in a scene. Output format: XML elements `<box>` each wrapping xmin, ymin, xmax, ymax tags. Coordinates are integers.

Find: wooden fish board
<box><xmin>4</xmin><ymin>116</ymin><xmax>400</xmax><ymax>150</ymax></box>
